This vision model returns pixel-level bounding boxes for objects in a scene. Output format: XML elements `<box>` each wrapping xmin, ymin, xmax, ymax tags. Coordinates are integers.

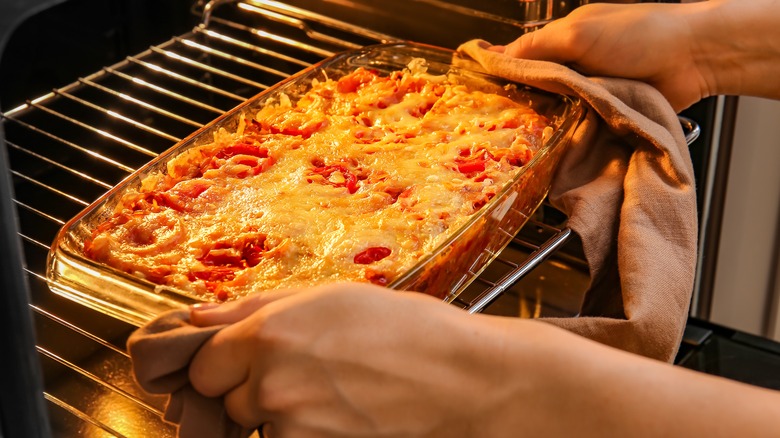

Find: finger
<box><xmin>261</xmin><ymin>422</ymin><xmax>274</xmax><ymax>438</ymax></box>
<box><xmin>191</xmin><ymin>289</ymin><xmax>299</xmax><ymax>327</ymax></box>
<box><xmin>189</xmin><ymin>321</ymin><xmax>256</xmax><ymax>397</ymax></box>
<box><xmin>260</xmin><ymin>422</ymin><xmax>313</xmax><ymax>438</ymax></box>
<box><xmin>501</xmin><ymin>30</ymin><xmax>573</xmax><ymax>64</ymax></box>
<box><xmin>487</xmin><ymin>44</ymin><xmax>506</xmax><ymax>53</ymax></box>
<box><xmin>223</xmin><ymin>373</ymin><xmax>273</xmax><ymax>429</ymax></box>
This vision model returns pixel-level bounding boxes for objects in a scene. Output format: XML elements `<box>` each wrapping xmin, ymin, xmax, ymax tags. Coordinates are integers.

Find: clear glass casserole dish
<box><xmin>46</xmin><ymin>42</ymin><xmax>583</xmax><ymax>326</ymax></box>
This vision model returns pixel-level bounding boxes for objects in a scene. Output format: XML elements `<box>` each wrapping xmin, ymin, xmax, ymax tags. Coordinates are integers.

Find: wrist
<box><xmin>684</xmin><ymin>0</ymin><xmax>780</xmax><ymax>100</ymax></box>
<box><xmin>463</xmin><ymin>317</ymin><xmax>567</xmax><ymax>437</ymax></box>
<box><xmin>471</xmin><ymin>316</ymin><xmax>780</xmax><ymax>437</ymax></box>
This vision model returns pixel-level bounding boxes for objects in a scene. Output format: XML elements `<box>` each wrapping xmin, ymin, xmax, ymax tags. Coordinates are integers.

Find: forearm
<box><xmin>685</xmin><ymin>0</ymin><xmax>780</xmax><ymax>101</ymax></box>
<box><xmin>470</xmin><ymin>316</ymin><xmax>780</xmax><ymax>437</ymax></box>
<box><xmin>190</xmin><ymin>287</ymin><xmax>780</xmax><ymax>436</ymax></box>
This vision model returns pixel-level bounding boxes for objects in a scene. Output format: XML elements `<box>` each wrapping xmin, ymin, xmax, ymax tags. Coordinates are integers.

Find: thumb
<box><xmin>190</xmin><ymin>289</ymin><xmax>299</xmax><ymax>327</ymax></box>
<box><xmin>498</xmin><ymin>28</ymin><xmax>574</xmax><ymax>64</ymax></box>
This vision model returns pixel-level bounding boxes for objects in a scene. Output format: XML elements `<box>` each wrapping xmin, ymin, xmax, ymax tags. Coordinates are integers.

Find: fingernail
<box><xmin>191</xmin><ymin>302</ymin><xmax>220</xmax><ymax>311</ymax></box>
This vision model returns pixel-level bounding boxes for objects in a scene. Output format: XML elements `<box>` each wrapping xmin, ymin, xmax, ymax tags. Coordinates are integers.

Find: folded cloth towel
<box><xmin>457</xmin><ymin>39</ymin><xmax>697</xmax><ymax>362</ymax></box>
<box><xmin>127</xmin><ymin>309</ymin><xmax>255</xmax><ymax>438</ymax></box>
<box><xmin>127</xmin><ymin>39</ymin><xmax>699</xmax><ymax>437</ymax></box>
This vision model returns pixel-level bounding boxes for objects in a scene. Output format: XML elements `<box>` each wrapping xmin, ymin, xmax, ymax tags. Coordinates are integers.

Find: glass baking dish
<box><xmin>46</xmin><ymin>42</ymin><xmax>583</xmax><ymax>326</ymax></box>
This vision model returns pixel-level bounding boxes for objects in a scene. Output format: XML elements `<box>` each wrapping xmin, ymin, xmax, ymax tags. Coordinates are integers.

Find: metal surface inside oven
<box><xmin>0</xmin><ymin>1</ymin><xmax>598</xmax><ymax>435</ymax></box>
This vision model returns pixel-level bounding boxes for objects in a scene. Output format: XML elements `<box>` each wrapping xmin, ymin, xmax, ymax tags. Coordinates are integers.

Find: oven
<box><xmin>1</xmin><ymin>1</ymin><xmax>779</xmax><ymax>436</ymax></box>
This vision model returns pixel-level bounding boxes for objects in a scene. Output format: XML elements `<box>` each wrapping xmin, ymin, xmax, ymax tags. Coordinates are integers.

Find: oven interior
<box><xmin>2</xmin><ymin>1</ymin><xmax>779</xmax><ymax>437</ymax></box>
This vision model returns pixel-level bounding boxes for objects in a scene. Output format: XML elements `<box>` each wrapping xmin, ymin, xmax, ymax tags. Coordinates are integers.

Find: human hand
<box><xmin>186</xmin><ymin>281</ymin><xmax>780</xmax><ymax>438</ymax></box>
<box><xmin>491</xmin><ymin>0</ymin><xmax>780</xmax><ymax>112</ymax></box>
<box><xmin>188</xmin><ymin>283</ymin><xmax>507</xmax><ymax>437</ymax></box>
<box><xmin>491</xmin><ymin>2</ymin><xmax>707</xmax><ymax>112</ymax></box>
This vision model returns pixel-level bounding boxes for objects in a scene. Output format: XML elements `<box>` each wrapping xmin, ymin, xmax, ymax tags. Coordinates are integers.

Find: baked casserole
<box><xmin>47</xmin><ymin>43</ymin><xmax>582</xmax><ymax>324</ymax></box>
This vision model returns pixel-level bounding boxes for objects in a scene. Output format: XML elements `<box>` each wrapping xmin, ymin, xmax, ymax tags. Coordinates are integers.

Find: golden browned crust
<box><xmin>85</xmin><ymin>67</ymin><xmax>550</xmax><ymax>301</ymax></box>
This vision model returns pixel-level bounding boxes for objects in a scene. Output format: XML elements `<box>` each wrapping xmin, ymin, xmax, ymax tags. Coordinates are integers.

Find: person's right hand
<box><xmin>490</xmin><ymin>2</ymin><xmax>708</xmax><ymax>111</ymax></box>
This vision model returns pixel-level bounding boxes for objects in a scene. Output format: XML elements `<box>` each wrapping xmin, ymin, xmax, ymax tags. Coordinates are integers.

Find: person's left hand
<box><xmin>188</xmin><ymin>283</ymin><xmax>504</xmax><ymax>437</ymax></box>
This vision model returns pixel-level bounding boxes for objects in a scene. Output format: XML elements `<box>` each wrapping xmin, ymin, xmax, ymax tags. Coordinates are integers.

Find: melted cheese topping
<box><xmin>85</xmin><ymin>66</ymin><xmax>552</xmax><ymax>301</ymax></box>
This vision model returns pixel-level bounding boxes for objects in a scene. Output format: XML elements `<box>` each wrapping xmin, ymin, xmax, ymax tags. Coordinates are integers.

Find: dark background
<box><xmin>1</xmin><ymin>0</ymin><xmax>196</xmax><ymax>109</ymax></box>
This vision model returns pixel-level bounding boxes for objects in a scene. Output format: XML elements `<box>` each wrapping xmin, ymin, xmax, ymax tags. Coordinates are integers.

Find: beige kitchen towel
<box><xmin>127</xmin><ymin>309</ymin><xmax>255</xmax><ymax>438</ymax></box>
<box><xmin>458</xmin><ymin>39</ymin><xmax>698</xmax><ymax>362</ymax></box>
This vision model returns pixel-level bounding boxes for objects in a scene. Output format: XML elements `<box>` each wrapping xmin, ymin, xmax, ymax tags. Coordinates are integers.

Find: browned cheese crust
<box><xmin>85</xmin><ymin>66</ymin><xmax>551</xmax><ymax>301</ymax></box>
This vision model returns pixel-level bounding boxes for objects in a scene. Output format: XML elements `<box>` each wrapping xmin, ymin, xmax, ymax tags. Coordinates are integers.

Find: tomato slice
<box><xmin>354</xmin><ymin>246</ymin><xmax>391</xmax><ymax>264</ymax></box>
<box><xmin>307</xmin><ymin>164</ymin><xmax>359</xmax><ymax>194</ymax></box>
<box><xmin>455</xmin><ymin>149</ymin><xmax>496</xmax><ymax>175</ymax></box>
<box><xmin>242</xmin><ymin>236</ymin><xmax>268</xmax><ymax>267</ymax></box>
<box><xmin>365</xmin><ymin>270</ymin><xmax>389</xmax><ymax>286</ymax></box>
<box><xmin>456</xmin><ymin>159</ymin><xmax>486</xmax><ymax>174</ymax></box>
<box><xmin>216</xmin><ymin>143</ymin><xmax>269</xmax><ymax>159</ymax></box>
<box><xmin>336</xmin><ymin>68</ymin><xmax>379</xmax><ymax>93</ymax></box>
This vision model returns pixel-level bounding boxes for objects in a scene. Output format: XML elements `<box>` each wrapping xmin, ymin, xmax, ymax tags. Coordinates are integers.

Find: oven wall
<box><xmin>710</xmin><ymin>97</ymin><xmax>780</xmax><ymax>339</ymax></box>
<box><xmin>0</xmin><ymin>0</ymin><xmax>195</xmax><ymax>110</ymax></box>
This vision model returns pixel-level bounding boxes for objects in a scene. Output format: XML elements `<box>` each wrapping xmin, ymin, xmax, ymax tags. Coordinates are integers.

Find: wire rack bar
<box><xmin>5</xmin><ymin>140</ymin><xmax>114</xmax><ymax>189</ymax></box>
<box><xmin>237</xmin><ymin>0</ymin><xmax>396</xmax><ymax>42</ymax></box>
<box><xmin>125</xmin><ymin>54</ymin><xmax>247</xmax><ymax>103</ymax></box>
<box><xmin>25</xmin><ymin>102</ymin><xmax>159</xmax><ymax>157</ymax></box>
<box><xmin>466</xmin><ymin>228</ymin><xmax>572</xmax><ymax>314</ymax></box>
<box><xmin>52</xmin><ymin>90</ymin><xmax>182</xmax><ymax>143</ymax></box>
<box><xmin>44</xmin><ymin>392</ymin><xmax>129</xmax><ymax>438</ymax></box>
<box><xmin>1</xmin><ymin>114</ymin><xmax>136</xmax><ymax>173</ymax></box>
<box><xmin>78</xmin><ymin>77</ymin><xmax>205</xmax><ymax>128</ymax></box>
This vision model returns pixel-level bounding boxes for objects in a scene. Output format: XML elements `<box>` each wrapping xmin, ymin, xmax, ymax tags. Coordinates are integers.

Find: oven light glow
<box><xmin>548</xmin><ymin>259</ymin><xmax>572</xmax><ymax>271</ymax></box>
<box><xmin>6</xmin><ymin>102</ymin><xmax>30</xmax><ymax>114</ymax></box>
<box><xmin>145</xmin><ymin>63</ymin><xmax>165</xmax><ymax>73</ymax></box>
<box><xmin>519</xmin><ymin>287</ymin><xmax>543</xmax><ymax>318</ymax></box>
<box><xmin>30</xmin><ymin>93</ymin><xmax>55</xmax><ymax>105</ymax></box>
<box><xmin>130</xmin><ymin>77</ymin><xmax>148</xmax><ymax>87</ymax></box>
<box><xmin>180</xmin><ymin>39</ymin><xmax>198</xmax><ymax>49</ymax></box>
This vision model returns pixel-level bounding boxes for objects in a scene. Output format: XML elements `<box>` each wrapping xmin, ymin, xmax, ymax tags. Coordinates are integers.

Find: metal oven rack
<box><xmin>0</xmin><ymin>2</ymin><xmax>582</xmax><ymax>436</ymax></box>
